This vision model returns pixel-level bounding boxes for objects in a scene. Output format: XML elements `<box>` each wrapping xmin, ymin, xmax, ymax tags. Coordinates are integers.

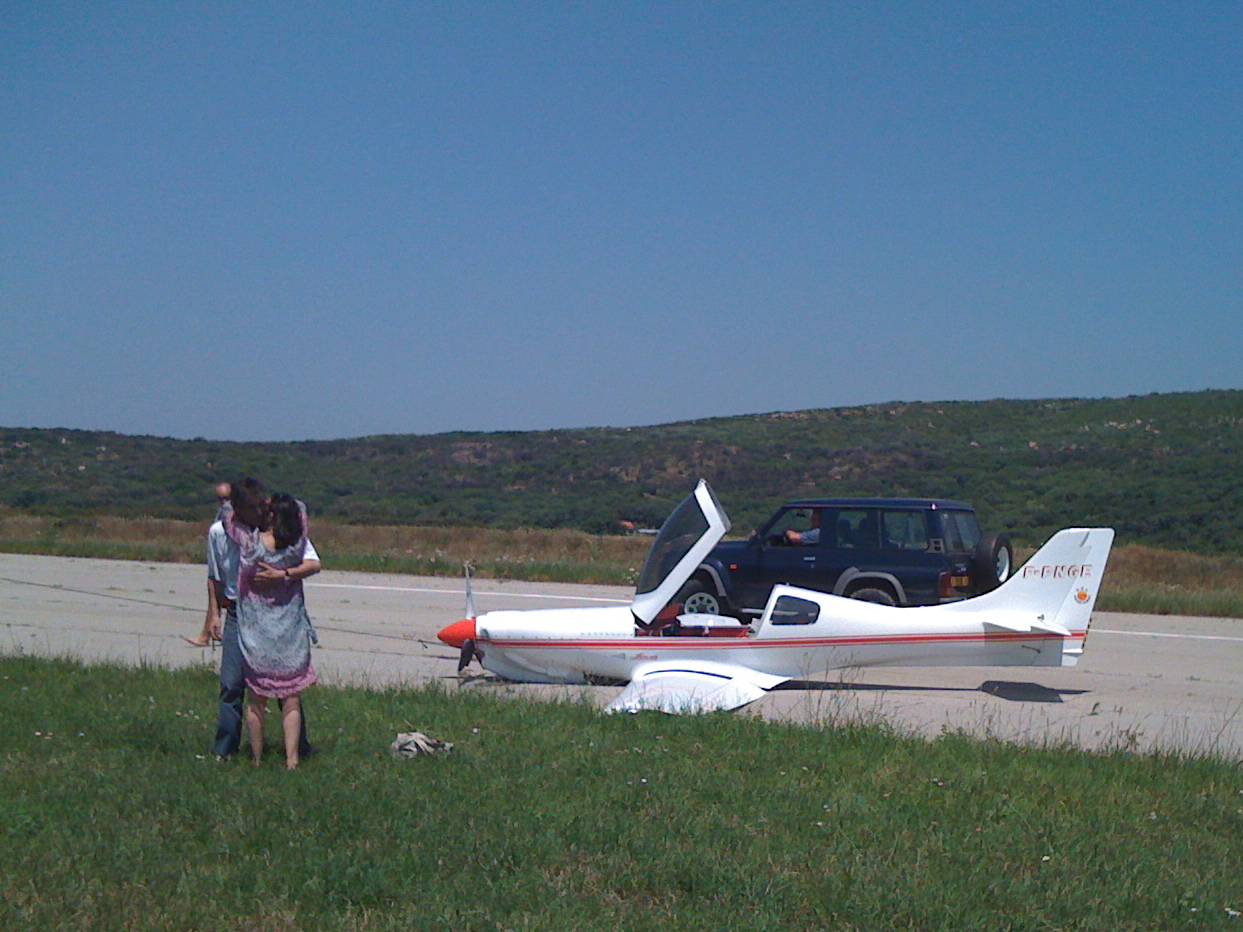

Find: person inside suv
<box><xmin>784</xmin><ymin>509</ymin><xmax>822</xmax><ymax>546</ymax></box>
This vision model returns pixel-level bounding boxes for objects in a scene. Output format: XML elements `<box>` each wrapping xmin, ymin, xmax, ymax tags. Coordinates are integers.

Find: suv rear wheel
<box><xmin>848</xmin><ymin>586</ymin><xmax>897</xmax><ymax>606</ymax></box>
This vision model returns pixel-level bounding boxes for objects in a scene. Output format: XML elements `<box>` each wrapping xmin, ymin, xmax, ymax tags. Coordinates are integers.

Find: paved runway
<box><xmin>3</xmin><ymin>552</ymin><xmax>1242</xmax><ymax>757</ymax></box>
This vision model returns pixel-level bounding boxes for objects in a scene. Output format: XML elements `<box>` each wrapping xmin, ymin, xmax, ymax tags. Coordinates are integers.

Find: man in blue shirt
<box><xmin>785</xmin><ymin>509</ymin><xmax>822</xmax><ymax>546</ymax></box>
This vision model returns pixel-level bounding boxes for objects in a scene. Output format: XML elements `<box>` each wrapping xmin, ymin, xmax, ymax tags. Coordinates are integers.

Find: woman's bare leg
<box><xmin>282</xmin><ymin>694</ymin><xmax>302</xmax><ymax>770</ymax></box>
<box><xmin>246</xmin><ymin>691</ymin><xmax>267</xmax><ymax>766</ymax></box>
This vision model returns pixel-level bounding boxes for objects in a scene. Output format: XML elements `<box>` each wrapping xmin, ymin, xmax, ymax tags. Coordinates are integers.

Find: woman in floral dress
<box><xmin>224</xmin><ymin>493</ymin><xmax>318</xmax><ymax>769</ymax></box>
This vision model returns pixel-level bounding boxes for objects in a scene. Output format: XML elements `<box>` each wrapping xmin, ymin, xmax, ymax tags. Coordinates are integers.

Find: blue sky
<box><xmin>3</xmin><ymin>2</ymin><xmax>1240</xmax><ymax>441</ymax></box>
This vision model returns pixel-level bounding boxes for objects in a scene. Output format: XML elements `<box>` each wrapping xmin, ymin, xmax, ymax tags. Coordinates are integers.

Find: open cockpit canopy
<box><xmin>630</xmin><ymin>480</ymin><xmax>731</xmax><ymax>627</ymax></box>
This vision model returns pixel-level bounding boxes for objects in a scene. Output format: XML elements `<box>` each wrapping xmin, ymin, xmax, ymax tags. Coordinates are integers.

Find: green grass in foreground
<box><xmin>3</xmin><ymin>657</ymin><xmax>1243</xmax><ymax>931</ymax></box>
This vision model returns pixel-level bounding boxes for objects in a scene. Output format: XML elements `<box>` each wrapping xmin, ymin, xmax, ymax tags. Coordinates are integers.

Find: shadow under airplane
<box><xmin>775</xmin><ymin>679</ymin><xmax>1090</xmax><ymax>704</ymax></box>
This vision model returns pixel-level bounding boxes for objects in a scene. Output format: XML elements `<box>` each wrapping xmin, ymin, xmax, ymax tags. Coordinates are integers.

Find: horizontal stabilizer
<box><xmin>606</xmin><ymin>661</ymin><xmax>787</xmax><ymax>714</ymax></box>
<box><xmin>983</xmin><ymin>616</ymin><xmax>1072</xmax><ymax>637</ymax></box>
<box><xmin>944</xmin><ymin>528</ymin><xmax>1111</xmax><ymax>668</ymax></box>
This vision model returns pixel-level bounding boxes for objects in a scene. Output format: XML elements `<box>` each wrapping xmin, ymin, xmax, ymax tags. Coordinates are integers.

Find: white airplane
<box><xmin>439</xmin><ymin>481</ymin><xmax>1114</xmax><ymax>714</ymax></box>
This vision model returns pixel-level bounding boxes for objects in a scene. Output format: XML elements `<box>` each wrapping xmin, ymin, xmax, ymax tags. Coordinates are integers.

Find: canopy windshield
<box><xmin>631</xmin><ymin>480</ymin><xmax>731</xmax><ymax>625</ymax></box>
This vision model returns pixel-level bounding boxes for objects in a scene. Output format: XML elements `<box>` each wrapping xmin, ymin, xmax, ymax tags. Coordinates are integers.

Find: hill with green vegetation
<box><xmin>2</xmin><ymin>389</ymin><xmax>1240</xmax><ymax>553</ymax></box>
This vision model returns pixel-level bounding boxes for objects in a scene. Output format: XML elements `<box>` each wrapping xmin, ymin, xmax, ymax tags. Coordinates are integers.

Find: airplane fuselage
<box><xmin>466</xmin><ymin>593</ymin><xmax>1086</xmax><ymax>686</ymax></box>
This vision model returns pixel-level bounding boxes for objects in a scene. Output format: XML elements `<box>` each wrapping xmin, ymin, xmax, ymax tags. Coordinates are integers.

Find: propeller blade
<box><xmin>457</xmin><ymin>638</ymin><xmax>477</xmax><ymax>673</ymax></box>
<box><xmin>464</xmin><ymin>561</ymin><xmax>476</xmax><ymax>620</ymax></box>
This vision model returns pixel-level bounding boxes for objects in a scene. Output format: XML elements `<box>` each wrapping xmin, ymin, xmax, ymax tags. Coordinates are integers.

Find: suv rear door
<box><xmin>875</xmin><ymin>507</ymin><xmax>943</xmax><ymax>604</ymax></box>
<box><xmin>821</xmin><ymin>506</ymin><xmax>944</xmax><ymax>605</ymax></box>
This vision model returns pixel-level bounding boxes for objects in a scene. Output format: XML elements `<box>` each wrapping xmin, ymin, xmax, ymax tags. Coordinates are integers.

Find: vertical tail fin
<box><xmin>970</xmin><ymin>528</ymin><xmax>1114</xmax><ymax>654</ymax></box>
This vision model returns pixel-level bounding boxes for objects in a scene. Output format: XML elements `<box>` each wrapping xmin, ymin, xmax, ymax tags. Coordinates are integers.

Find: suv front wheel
<box><xmin>675</xmin><ymin>579</ymin><xmax>725</xmax><ymax>615</ymax></box>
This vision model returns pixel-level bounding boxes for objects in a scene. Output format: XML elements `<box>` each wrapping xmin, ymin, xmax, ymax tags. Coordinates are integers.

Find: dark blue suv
<box><xmin>674</xmin><ymin>498</ymin><xmax>1013</xmax><ymax>616</ymax></box>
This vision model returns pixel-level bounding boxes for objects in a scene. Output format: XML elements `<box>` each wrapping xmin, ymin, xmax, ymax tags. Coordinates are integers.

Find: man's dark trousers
<box><xmin>212</xmin><ymin>607</ymin><xmax>311</xmax><ymax>758</ymax></box>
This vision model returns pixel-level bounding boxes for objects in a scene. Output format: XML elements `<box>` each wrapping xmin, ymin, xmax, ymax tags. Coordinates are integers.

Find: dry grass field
<box><xmin>3</xmin><ymin>510</ymin><xmax>1242</xmax><ymax>617</ymax></box>
<box><xmin>0</xmin><ymin>511</ymin><xmax>650</xmax><ymax>584</ymax></box>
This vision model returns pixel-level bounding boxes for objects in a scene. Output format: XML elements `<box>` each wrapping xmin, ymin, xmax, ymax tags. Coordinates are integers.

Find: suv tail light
<box><xmin>939</xmin><ymin>570</ymin><xmax>973</xmax><ymax>598</ymax></box>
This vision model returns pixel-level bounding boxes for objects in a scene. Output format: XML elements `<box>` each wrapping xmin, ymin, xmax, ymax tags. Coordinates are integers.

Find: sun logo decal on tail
<box><xmin>1074</xmin><ymin>588</ymin><xmax>1090</xmax><ymax>604</ymax></box>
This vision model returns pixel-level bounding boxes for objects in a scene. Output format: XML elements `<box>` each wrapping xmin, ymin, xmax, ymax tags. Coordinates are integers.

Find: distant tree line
<box><xmin>2</xmin><ymin>389</ymin><xmax>1240</xmax><ymax>554</ymax></box>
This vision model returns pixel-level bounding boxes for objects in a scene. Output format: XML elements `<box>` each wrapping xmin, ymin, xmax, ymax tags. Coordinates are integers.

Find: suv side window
<box><xmin>835</xmin><ymin>509</ymin><xmax>879</xmax><ymax>549</ymax></box>
<box><xmin>941</xmin><ymin>510</ymin><xmax>982</xmax><ymax>553</ymax></box>
<box><xmin>881</xmin><ymin>510</ymin><xmax>930</xmax><ymax>551</ymax></box>
<box><xmin>766</xmin><ymin>508</ymin><xmax>822</xmax><ymax>544</ymax></box>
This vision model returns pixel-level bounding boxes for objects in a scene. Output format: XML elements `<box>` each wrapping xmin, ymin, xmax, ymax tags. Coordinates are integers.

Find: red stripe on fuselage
<box><xmin>479</xmin><ymin>631</ymin><xmax>1086</xmax><ymax>651</ymax></box>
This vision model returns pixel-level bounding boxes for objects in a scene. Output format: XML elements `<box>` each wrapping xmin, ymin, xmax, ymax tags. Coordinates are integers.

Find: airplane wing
<box><xmin>605</xmin><ymin>661</ymin><xmax>789</xmax><ymax>714</ymax></box>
